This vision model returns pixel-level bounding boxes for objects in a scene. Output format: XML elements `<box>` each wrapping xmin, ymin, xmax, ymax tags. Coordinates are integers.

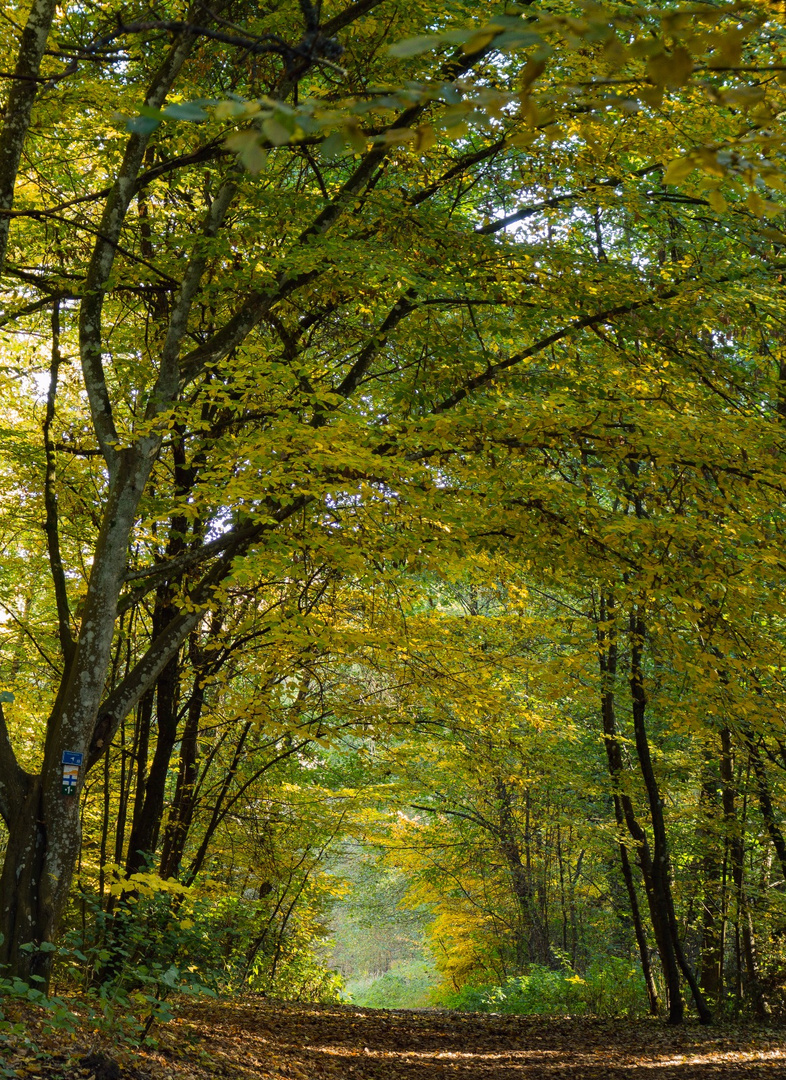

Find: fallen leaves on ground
<box><xmin>2</xmin><ymin>997</ymin><xmax>786</xmax><ymax>1079</ymax></box>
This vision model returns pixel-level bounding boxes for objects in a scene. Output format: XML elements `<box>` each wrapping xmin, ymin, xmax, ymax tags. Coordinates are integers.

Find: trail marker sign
<box><xmin>62</xmin><ymin>751</ymin><xmax>84</xmax><ymax>795</ymax></box>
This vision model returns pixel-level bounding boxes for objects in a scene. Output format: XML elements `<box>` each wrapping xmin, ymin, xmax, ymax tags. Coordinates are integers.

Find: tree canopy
<box><xmin>1</xmin><ymin>0</ymin><xmax>786</xmax><ymax>1029</ymax></box>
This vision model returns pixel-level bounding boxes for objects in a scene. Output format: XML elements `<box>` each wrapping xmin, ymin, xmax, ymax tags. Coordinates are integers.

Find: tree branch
<box><xmin>43</xmin><ymin>301</ymin><xmax>76</xmax><ymax>666</ymax></box>
<box><xmin>0</xmin><ymin>0</ymin><xmax>59</xmax><ymax>272</ymax></box>
<box><xmin>78</xmin><ymin>16</ymin><xmax>203</xmax><ymax>474</ymax></box>
<box><xmin>146</xmin><ymin>176</ymin><xmax>237</xmax><ymax>418</ymax></box>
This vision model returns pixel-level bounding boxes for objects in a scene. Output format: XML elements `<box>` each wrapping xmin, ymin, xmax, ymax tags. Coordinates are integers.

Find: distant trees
<box><xmin>371</xmin><ymin>563</ymin><xmax>786</xmax><ymax>1020</ymax></box>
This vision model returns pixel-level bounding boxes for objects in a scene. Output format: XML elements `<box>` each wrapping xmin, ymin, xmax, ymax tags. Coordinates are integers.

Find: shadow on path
<box><xmin>171</xmin><ymin>1000</ymin><xmax>786</xmax><ymax>1080</ymax></box>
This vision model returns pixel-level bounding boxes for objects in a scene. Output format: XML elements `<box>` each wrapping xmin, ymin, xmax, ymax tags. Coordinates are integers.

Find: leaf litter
<box><xmin>2</xmin><ymin>998</ymin><xmax>785</xmax><ymax>1079</ymax></box>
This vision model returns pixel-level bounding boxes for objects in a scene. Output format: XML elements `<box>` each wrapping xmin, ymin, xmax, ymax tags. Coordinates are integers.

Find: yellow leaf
<box><xmin>380</xmin><ymin>128</ymin><xmax>416</xmax><ymax>146</ymax></box>
<box><xmin>708</xmin><ymin>28</ymin><xmax>746</xmax><ymax>69</ymax></box>
<box><xmin>214</xmin><ymin>100</ymin><xmax>246</xmax><ymax>121</ymax></box>
<box><xmin>663</xmin><ymin>156</ymin><xmax>694</xmax><ymax>185</ymax></box>
<box><xmin>225</xmin><ymin>130</ymin><xmax>268</xmax><ymax>173</ymax></box>
<box><xmin>519</xmin><ymin>57</ymin><xmax>547</xmax><ymax>88</ymax></box>
<box><xmin>638</xmin><ymin>85</ymin><xmax>663</xmax><ymax>108</ymax></box>
<box><xmin>720</xmin><ymin>86</ymin><xmax>766</xmax><ymax>109</ymax></box>
<box><xmin>647</xmin><ymin>46</ymin><xmax>693</xmax><ymax>87</ymax></box>
<box><xmin>414</xmin><ymin>125</ymin><xmax>436</xmax><ymax>151</ymax></box>
<box><xmin>602</xmin><ymin>37</ymin><xmax>629</xmax><ymax>70</ymax></box>
<box><xmin>747</xmin><ymin>191</ymin><xmax>766</xmax><ymax>216</ymax></box>
<box><xmin>462</xmin><ymin>28</ymin><xmax>500</xmax><ymax>55</ymax></box>
<box><xmin>695</xmin><ymin>148</ymin><xmax>726</xmax><ymax>178</ymax></box>
<box><xmin>762</xmin><ymin>172</ymin><xmax>786</xmax><ymax>193</ymax></box>
<box><xmin>707</xmin><ymin>188</ymin><xmax>727</xmax><ymax>213</ymax></box>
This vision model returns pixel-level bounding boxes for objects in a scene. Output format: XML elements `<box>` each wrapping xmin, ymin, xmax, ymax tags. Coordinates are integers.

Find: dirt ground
<box><xmin>3</xmin><ymin>999</ymin><xmax>786</xmax><ymax>1079</ymax></box>
<box><xmin>154</xmin><ymin>999</ymin><xmax>786</xmax><ymax>1080</ymax></box>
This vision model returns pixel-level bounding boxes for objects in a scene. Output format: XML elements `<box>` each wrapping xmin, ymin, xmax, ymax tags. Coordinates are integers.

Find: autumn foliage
<box><xmin>0</xmin><ymin>0</ymin><xmax>786</xmax><ymax>1039</ymax></box>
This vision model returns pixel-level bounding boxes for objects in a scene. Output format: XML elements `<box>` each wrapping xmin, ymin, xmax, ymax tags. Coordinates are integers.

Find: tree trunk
<box><xmin>698</xmin><ymin>747</ymin><xmax>724</xmax><ymax>1006</ymax></box>
<box><xmin>0</xmin><ymin>17</ymin><xmax>221</xmax><ymax>983</ymax></box>
<box><xmin>124</xmin><ymin>651</ymin><xmax>180</xmax><ymax>875</ymax></box>
<box><xmin>597</xmin><ymin>591</ymin><xmax>687</xmax><ymax>1020</ymax></box>
<box><xmin>159</xmin><ymin>660</ymin><xmax>205</xmax><ymax>879</ymax></box>
<box><xmin>126</xmin><ymin>434</ymin><xmax>194</xmax><ymax>875</ymax></box>
<box><xmin>724</xmin><ymin>739</ymin><xmax>770</xmax><ymax>1016</ymax></box>
<box><xmin>746</xmin><ymin>732</ymin><xmax>786</xmax><ymax>881</ymax></box>
<box><xmin>0</xmin><ymin>778</ymin><xmax>47</xmax><ymax>980</ymax></box>
<box><xmin>628</xmin><ymin>607</ymin><xmax>712</xmax><ymax>1024</ymax></box>
<box><xmin>0</xmin><ymin>464</ymin><xmax>152</xmax><ymax>980</ymax></box>
<box><xmin>597</xmin><ymin>592</ymin><xmax>662</xmax><ymax>1015</ymax></box>
<box><xmin>495</xmin><ymin>777</ymin><xmax>551</xmax><ymax>966</ymax></box>
<box><xmin>618</xmin><ymin>828</ymin><xmax>660</xmax><ymax>1015</ymax></box>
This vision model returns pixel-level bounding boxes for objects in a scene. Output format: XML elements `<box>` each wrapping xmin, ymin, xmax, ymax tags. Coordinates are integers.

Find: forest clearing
<box><xmin>4</xmin><ymin>0</ymin><xmax>786</xmax><ymax>1067</ymax></box>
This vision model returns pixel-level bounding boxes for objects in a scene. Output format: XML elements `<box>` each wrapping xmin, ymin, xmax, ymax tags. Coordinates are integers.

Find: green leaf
<box><xmin>163</xmin><ymin>101</ymin><xmax>209</xmax><ymax>121</ymax></box>
<box><xmin>262</xmin><ymin>118</ymin><xmax>293</xmax><ymax>146</ymax></box>
<box><xmin>161</xmin><ymin>964</ymin><xmax>180</xmax><ymax>987</ymax></box>
<box><xmin>126</xmin><ymin>115</ymin><xmax>161</xmax><ymax>134</ymax></box>
<box><xmin>388</xmin><ymin>34</ymin><xmax>455</xmax><ymax>58</ymax></box>
<box><xmin>319</xmin><ymin>130</ymin><xmax>348</xmax><ymax>159</ymax></box>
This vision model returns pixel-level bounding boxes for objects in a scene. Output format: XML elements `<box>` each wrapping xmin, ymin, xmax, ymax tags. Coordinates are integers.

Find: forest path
<box><xmin>156</xmin><ymin>999</ymin><xmax>786</xmax><ymax>1080</ymax></box>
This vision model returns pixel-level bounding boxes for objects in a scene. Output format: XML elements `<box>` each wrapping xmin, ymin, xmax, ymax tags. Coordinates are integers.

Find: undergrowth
<box><xmin>436</xmin><ymin>957</ymin><xmax>650</xmax><ymax>1018</ymax></box>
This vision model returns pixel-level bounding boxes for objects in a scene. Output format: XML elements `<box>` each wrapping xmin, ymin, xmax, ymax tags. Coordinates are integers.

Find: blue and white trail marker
<box><xmin>62</xmin><ymin>751</ymin><xmax>84</xmax><ymax>795</ymax></box>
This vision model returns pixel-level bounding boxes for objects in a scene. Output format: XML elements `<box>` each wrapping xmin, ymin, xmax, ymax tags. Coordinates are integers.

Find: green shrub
<box><xmin>579</xmin><ymin>956</ymin><xmax>650</xmax><ymax>1018</ymax></box>
<box><xmin>61</xmin><ymin>881</ymin><xmax>343</xmax><ymax>1007</ymax></box>
<box><xmin>436</xmin><ymin>957</ymin><xmax>649</xmax><ymax>1018</ymax></box>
